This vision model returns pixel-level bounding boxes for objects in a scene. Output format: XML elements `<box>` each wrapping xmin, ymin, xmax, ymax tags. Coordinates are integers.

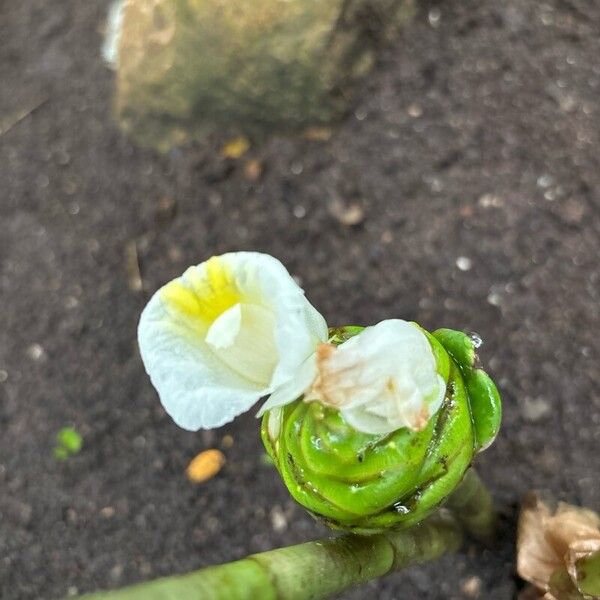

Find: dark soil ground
<box><xmin>1</xmin><ymin>1</ymin><xmax>599</xmax><ymax>598</ymax></box>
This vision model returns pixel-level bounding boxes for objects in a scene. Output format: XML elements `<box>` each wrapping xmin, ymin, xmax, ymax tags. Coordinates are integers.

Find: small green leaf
<box><xmin>54</xmin><ymin>427</ymin><xmax>83</xmax><ymax>460</ymax></box>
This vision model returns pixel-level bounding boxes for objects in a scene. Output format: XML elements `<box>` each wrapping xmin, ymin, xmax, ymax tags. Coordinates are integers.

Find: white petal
<box><xmin>257</xmin><ymin>353</ymin><xmax>317</xmax><ymax>416</ymax></box>
<box><xmin>138</xmin><ymin>293</ymin><xmax>266</xmax><ymax>430</ymax></box>
<box><xmin>205</xmin><ymin>303</ymin><xmax>242</xmax><ymax>349</ymax></box>
<box><xmin>138</xmin><ymin>252</ymin><xmax>327</xmax><ymax>430</ymax></box>
<box><xmin>310</xmin><ymin>320</ymin><xmax>445</xmax><ymax>434</ymax></box>
<box><xmin>207</xmin><ymin>303</ymin><xmax>278</xmax><ymax>386</ymax></box>
<box><xmin>266</xmin><ymin>407</ymin><xmax>284</xmax><ymax>440</ymax></box>
<box><xmin>341</xmin><ymin>406</ymin><xmax>395</xmax><ymax>435</ymax></box>
<box><xmin>234</xmin><ymin>253</ymin><xmax>327</xmax><ymax>398</ymax></box>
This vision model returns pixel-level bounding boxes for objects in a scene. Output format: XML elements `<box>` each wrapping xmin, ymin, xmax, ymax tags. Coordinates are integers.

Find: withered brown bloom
<box><xmin>517</xmin><ymin>492</ymin><xmax>600</xmax><ymax>600</ymax></box>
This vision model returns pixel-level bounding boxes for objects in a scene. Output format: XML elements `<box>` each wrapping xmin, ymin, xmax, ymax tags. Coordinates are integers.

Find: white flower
<box><xmin>306</xmin><ymin>320</ymin><xmax>446</xmax><ymax>434</ymax></box>
<box><xmin>138</xmin><ymin>252</ymin><xmax>327</xmax><ymax>430</ymax></box>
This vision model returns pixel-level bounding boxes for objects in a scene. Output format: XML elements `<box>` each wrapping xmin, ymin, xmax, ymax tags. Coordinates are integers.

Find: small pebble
<box><xmin>428</xmin><ymin>8</ymin><xmax>442</xmax><ymax>27</ymax></box>
<box><xmin>26</xmin><ymin>344</ymin><xmax>46</xmax><ymax>361</ymax></box>
<box><xmin>221</xmin><ymin>435</ymin><xmax>234</xmax><ymax>449</ymax></box>
<box><xmin>537</xmin><ymin>174</ymin><xmax>553</xmax><ymax>188</ymax></box>
<box><xmin>243</xmin><ymin>159</ymin><xmax>263</xmax><ymax>182</ymax></box>
<box><xmin>521</xmin><ymin>397</ymin><xmax>551</xmax><ymax>422</ymax></box>
<box><xmin>456</xmin><ymin>256</ymin><xmax>473</xmax><ymax>271</ymax></box>
<box><xmin>303</xmin><ymin>126</ymin><xmax>332</xmax><ymax>141</ymax></box>
<box><xmin>487</xmin><ymin>292</ymin><xmax>501</xmax><ymax>307</ymax></box>
<box><xmin>64</xmin><ymin>296</ymin><xmax>79</xmax><ymax>309</ymax></box>
<box><xmin>329</xmin><ymin>200</ymin><xmax>365</xmax><ymax>226</ymax></box>
<box><xmin>186</xmin><ymin>449</ymin><xmax>226</xmax><ymax>484</ymax></box>
<box><xmin>478</xmin><ymin>194</ymin><xmax>503</xmax><ymax>208</ymax></box>
<box><xmin>65</xmin><ymin>508</ymin><xmax>78</xmax><ymax>525</ymax></box>
<box><xmin>293</xmin><ymin>205</ymin><xmax>306</xmax><ymax>219</ymax></box>
<box><xmin>380</xmin><ymin>230</ymin><xmax>393</xmax><ymax>244</ymax></box>
<box><xmin>270</xmin><ymin>506</ymin><xmax>287</xmax><ymax>532</ymax></box>
<box><xmin>461</xmin><ymin>575</ymin><xmax>482</xmax><ymax>598</ymax></box>
<box><xmin>154</xmin><ymin>197</ymin><xmax>177</xmax><ymax>225</ymax></box>
<box><xmin>100</xmin><ymin>506</ymin><xmax>116</xmax><ymax>518</ymax></box>
<box><xmin>407</xmin><ymin>103</ymin><xmax>423</xmax><ymax>118</ymax></box>
<box><xmin>430</xmin><ymin>177</ymin><xmax>443</xmax><ymax>193</ymax></box>
<box><xmin>168</xmin><ymin>246</ymin><xmax>183</xmax><ymax>263</ymax></box>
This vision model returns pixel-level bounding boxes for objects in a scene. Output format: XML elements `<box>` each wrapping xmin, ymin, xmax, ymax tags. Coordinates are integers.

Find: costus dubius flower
<box><xmin>138</xmin><ymin>252</ymin><xmax>327</xmax><ymax>430</ymax></box>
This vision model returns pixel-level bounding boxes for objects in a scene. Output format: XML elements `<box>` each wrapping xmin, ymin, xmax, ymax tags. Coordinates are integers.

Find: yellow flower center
<box><xmin>160</xmin><ymin>256</ymin><xmax>278</xmax><ymax>386</ymax></box>
<box><xmin>161</xmin><ymin>257</ymin><xmax>242</xmax><ymax>323</ymax></box>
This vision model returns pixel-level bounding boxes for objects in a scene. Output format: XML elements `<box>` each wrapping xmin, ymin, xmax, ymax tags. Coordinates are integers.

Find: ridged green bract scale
<box><xmin>261</xmin><ymin>325</ymin><xmax>502</xmax><ymax>534</ymax></box>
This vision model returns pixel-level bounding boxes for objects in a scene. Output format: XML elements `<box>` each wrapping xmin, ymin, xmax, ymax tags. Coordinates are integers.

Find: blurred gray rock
<box><xmin>107</xmin><ymin>0</ymin><xmax>415</xmax><ymax>150</ymax></box>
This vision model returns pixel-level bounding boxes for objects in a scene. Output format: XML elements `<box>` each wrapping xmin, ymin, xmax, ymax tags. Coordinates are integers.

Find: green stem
<box><xmin>444</xmin><ymin>469</ymin><xmax>496</xmax><ymax>543</ymax></box>
<box><xmin>76</xmin><ymin>514</ymin><xmax>462</xmax><ymax>600</ymax></box>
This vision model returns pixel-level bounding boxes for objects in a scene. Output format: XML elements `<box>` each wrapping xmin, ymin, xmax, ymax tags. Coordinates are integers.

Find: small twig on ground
<box><xmin>0</xmin><ymin>96</ymin><xmax>49</xmax><ymax>137</ymax></box>
<box><xmin>124</xmin><ymin>241</ymin><xmax>143</xmax><ymax>293</ymax></box>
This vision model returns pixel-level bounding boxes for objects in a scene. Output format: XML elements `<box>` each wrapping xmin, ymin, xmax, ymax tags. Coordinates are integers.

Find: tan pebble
<box><xmin>186</xmin><ymin>449</ymin><xmax>226</xmax><ymax>484</ymax></box>
<box><xmin>243</xmin><ymin>159</ymin><xmax>263</xmax><ymax>182</ymax></box>
<box><xmin>461</xmin><ymin>576</ymin><xmax>482</xmax><ymax>598</ymax></box>
<box><xmin>270</xmin><ymin>505</ymin><xmax>287</xmax><ymax>532</ymax></box>
<box><xmin>407</xmin><ymin>103</ymin><xmax>423</xmax><ymax>118</ymax></box>
<box><xmin>328</xmin><ymin>199</ymin><xmax>365</xmax><ymax>226</ymax></box>
<box><xmin>302</xmin><ymin>126</ymin><xmax>332</xmax><ymax>141</ymax></box>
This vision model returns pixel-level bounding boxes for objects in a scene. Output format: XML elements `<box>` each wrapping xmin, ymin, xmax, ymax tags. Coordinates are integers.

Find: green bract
<box><xmin>261</xmin><ymin>325</ymin><xmax>502</xmax><ymax>534</ymax></box>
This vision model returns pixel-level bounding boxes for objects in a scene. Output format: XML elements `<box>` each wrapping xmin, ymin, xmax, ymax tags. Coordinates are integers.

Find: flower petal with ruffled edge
<box><xmin>307</xmin><ymin>319</ymin><xmax>446</xmax><ymax>434</ymax></box>
<box><xmin>138</xmin><ymin>252</ymin><xmax>327</xmax><ymax>430</ymax></box>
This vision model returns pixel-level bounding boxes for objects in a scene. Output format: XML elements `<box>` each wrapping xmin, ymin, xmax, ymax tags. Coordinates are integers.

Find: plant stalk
<box><xmin>77</xmin><ymin>513</ymin><xmax>463</xmax><ymax>600</ymax></box>
<box><xmin>445</xmin><ymin>468</ymin><xmax>497</xmax><ymax>543</ymax></box>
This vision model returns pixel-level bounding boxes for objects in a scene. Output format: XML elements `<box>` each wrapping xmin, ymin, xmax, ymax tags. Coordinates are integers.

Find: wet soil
<box><xmin>1</xmin><ymin>0</ymin><xmax>599</xmax><ymax>598</ymax></box>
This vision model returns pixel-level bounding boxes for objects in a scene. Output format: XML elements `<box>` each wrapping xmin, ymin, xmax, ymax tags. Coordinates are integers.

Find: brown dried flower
<box><xmin>517</xmin><ymin>492</ymin><xmax>600</xmax><ymax>600</ymax></box>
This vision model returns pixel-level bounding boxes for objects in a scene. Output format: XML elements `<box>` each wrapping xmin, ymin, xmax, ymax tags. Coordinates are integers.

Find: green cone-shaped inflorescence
<box><xmin>261</xmin><ymin>325</ymin><xmax>502</xmax><ymax>534</ymax></box>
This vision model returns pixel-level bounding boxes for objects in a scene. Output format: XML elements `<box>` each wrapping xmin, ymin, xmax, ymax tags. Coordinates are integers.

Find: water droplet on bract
<box><xmin>392</xmin><ymin>502</ymin><xmax>410</xmax><ymax>515</ymax></box>
<box><xmin>468</xmin><ymin>332</ymin><xmax>483</xmax><ymax>349</ymax></box>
